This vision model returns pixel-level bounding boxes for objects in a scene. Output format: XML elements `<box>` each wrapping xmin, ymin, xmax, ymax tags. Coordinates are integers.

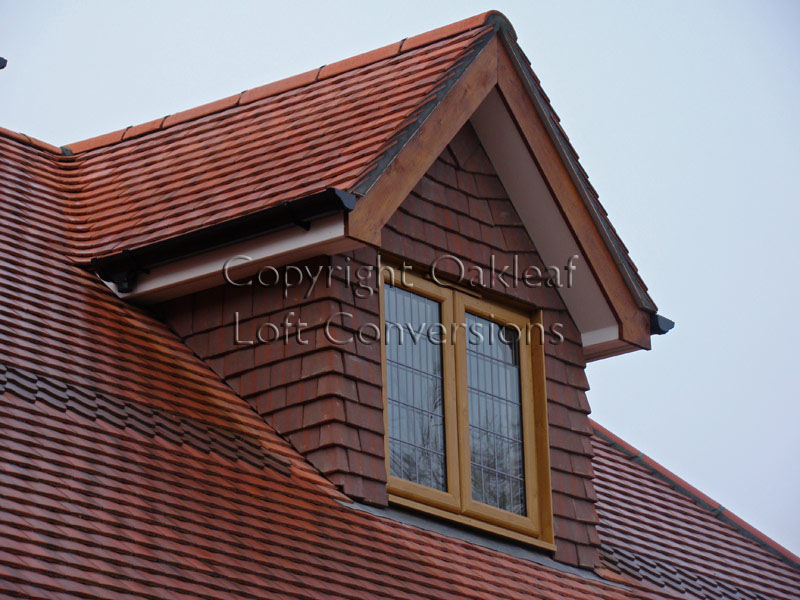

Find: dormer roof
<box><xmin>2</xmin><ymin>11</ymin><xmax>669</xmax><ymax>358</ymax></box>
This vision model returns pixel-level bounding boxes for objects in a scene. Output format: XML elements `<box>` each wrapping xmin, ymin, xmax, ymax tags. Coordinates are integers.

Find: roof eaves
<box><xmin>591</xmin><ymin>419</ymin><xmax>800</xmax><ymax>570</ymax></box>
<box><xmin>88</xmin><ymin>187</ymin><xmax>356</xmax><ymax>293</ymax></box>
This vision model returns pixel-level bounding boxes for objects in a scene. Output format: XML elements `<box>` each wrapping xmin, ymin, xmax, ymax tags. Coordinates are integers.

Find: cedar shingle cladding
<box><xmin>159</xmin><ymin>122</ymin><xmax>600</xmax><ymax>569</ymax></box>
<box><xmin>383</xmin><ymin>123</ymin><xmax>600</xmax><ymax>568</ymax></box>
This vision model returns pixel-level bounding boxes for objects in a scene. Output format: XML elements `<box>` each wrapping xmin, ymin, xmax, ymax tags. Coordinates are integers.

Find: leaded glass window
<box><xmin>465</xmin><ymin>313</ymin><xmax>526</xmax><ymax>515</ymax></box>
<box><xmin>384</xmin><ymin>284</ymin><xmax>446</xmax><ymax>491</ymax></box>
<box><xmin>381</xmin><ymin>267</ymin><xmax>553</xmax><ymax>545</ymax></box>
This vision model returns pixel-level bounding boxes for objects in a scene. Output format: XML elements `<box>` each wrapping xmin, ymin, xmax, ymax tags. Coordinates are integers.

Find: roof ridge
<box><xmin>590</xmin><ymin>418</ymin><xmax>800</xmax><ymax>570</ymax></box>
<box><xmin>55</xmin><ymin>11</ymin><xmax>510</xmax><ymax>156</ymax></box>
<box><xmin>0</xmin><ymin>125</ymin><xmax>62</xmax><ymax>155</ymax></box>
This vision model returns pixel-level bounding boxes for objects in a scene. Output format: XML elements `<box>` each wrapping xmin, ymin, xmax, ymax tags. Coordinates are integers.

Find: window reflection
<box><xmin>465</xmin><ymin>313</ymin><xmax>526</xmax><ymax>515</ymax></box>
<box><xmin>385</xmin><ymin>285</ymin><xmax>446</xmax><ymax>491</ymax></box>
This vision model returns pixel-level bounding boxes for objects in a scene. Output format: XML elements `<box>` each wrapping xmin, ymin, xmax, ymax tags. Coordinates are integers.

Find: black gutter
<box><xmin>89</xmin><ymin>188</ymin><xmax>356</xmax><ymax>293</ymax></box>
<box><xmin>649</xmin><ymin>313</ymin><xmax>675</xmax><ymax>335</ymax></box>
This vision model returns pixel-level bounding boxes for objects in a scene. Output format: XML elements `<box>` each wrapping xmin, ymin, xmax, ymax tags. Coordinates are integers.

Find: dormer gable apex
<box><xmin>1</xmin><ymin>11</ymin><xmax>669</xmax><ymax>361</ymax></box>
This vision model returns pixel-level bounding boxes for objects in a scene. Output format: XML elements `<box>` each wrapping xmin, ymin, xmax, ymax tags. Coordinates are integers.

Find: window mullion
<box><xmin>440</xmin><ymin>287</ymin><xmax>461</xmax><ymax>505</ymax></box>
<box><xmin>452</xmin><ymin>291</ymin><xmax>472</xmax><ymax>514</ymax></box>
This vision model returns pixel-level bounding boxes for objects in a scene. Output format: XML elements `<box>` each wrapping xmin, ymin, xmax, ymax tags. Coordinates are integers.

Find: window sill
<box><xmin>389</xmin><ymin>493</ymin><xmax>557</xmax><ymax>552</ymax></box>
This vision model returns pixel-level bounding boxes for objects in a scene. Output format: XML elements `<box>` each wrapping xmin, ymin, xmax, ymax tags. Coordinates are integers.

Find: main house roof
<box><xmin>1</xmin><ymin>11</ymin><xmax>797</xmax><ymax>600</ymax></box>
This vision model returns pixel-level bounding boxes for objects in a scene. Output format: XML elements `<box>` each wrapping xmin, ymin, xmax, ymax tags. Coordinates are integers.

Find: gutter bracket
<box><xmin>90</xmin><ymin>249</ymin><xmax>149</xmax><ymax>294</ymax></box>
<box><xmin>111</xmin><ymin>269</ymin><xmax>139</xmax><ymax>294</ymax></box>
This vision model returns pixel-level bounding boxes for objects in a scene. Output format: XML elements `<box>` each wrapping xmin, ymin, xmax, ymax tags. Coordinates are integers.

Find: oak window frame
<box><xmin>380</xmin><ymin>268</ymin><xmax>555</xmax><ymax>549</ymax></box>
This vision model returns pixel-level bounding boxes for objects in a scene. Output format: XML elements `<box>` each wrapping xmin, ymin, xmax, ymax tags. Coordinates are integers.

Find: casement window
<box><xmin>380</xmin><ymin>269</ymin><xmax>554</xmax><ymax>548</ymax></box>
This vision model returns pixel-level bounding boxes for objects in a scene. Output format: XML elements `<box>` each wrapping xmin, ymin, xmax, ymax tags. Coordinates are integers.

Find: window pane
<box><xmin>466</xmin><ymin>313</ymin><xmax>526</xmax><ymax>515</ymax></box>
<box><xmin>385</xmin><ymin>284</ymin><xmax>446</xmax><ymax>491</ymax></box>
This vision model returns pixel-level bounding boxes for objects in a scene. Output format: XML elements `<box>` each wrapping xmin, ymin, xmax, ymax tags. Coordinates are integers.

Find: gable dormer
<box><xmin>75</xmin><ymin>12</ymin><xmax>671</xmax><ymax>570</ymax></box>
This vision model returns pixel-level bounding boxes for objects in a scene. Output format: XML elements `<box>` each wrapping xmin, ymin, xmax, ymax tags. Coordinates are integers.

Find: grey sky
<box><xmin>2</xmin><ymin>0</ymin><xmax>798</xmax><ymax>553</ymax></box>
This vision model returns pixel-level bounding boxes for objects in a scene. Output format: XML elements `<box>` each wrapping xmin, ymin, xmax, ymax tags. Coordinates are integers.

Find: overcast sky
<box><xmin>2</xmin><ymin>1</ymin><xmax>798</xmax><ymax>553</ymax></box>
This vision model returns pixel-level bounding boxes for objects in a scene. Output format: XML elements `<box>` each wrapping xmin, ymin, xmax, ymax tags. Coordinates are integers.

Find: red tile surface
<box><xmin>0</xmin><ymin>132</ymin><xmax>674</xmax><ymax>599</ymax></box>
<box><xmin>7</xmin><ymin>9</ymin><xmax>654</xmax><ymax>317</ymax></box>
<box><xmin>0</xmin><ymin>380</ymin><xmax>672</xmax><ymax>600</ymax></box>
<box><xmin>57</xmin><ymin>21</ymin><xmax>495</xmax><ymax>262</ymax></box>
<box><xmin>158</xmin><ymin>250</ymin><xmax>388</xmax><ymax>505</ymax></box>
<box><xmin>1</xmin><ymin>11</ymin><xmax>797</xmax><ymax>598</ymax></box>
<box><xmin>592</xmin><ymin>421</ymin><xmax>800</xmax><ymax>599</ymax></box>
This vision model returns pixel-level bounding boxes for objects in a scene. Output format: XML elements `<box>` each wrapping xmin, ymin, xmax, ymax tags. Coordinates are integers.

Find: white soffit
<box><xmin>111</xmin><ymin>214</ymin><xmax>359</xmax><ymax>303</ymax></box>
<box><xmin>470</xmin><ymin>88</ymin><xmax>618</xmax><ymax>347</ymax></box>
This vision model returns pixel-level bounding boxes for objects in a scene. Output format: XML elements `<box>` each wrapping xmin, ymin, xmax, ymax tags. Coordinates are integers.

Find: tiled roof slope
<box><xmin>2</xmin><ymin>123</ymin><xmax>796</xmax><ymax>600</ymax></box>
<box><xmin>0</xmin><ymin>132</ymin><xmax>676</xmax><ymax>600</ymax></box>
<box><xmin>58</xmin><ymin>16</ymin><xmax>497</xmax><ymax>261</ymax></box>
<box><xmin>0</xmin><ymin>382</ymin><xmax>671</xmax><ymax>600</ymax></box>
<box><xmin>592</xmin><ymin>421</ymin><xmax>800</xmax><ymax>599</ymax></box>
<box><xmin>0</xmin><ymin>132</ymin><xmax>325</xmax><ymax>483</ymax></box>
